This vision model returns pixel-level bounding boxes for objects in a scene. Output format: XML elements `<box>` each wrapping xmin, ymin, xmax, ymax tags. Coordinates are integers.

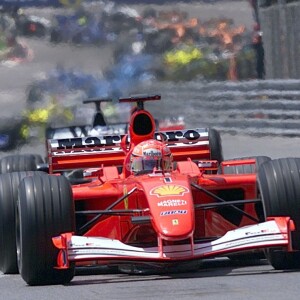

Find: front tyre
<box><xmin>258</xmin><ymin>158</ymin><xmax>300</xmax><ymax>269</ymax></box>
<box><xmin>0</xmin><ymin>171</ymin><xmax>38</xmax><ymax>274</ymax></box>
<box><xmin>17</xmin><ymin>174</ymin><xmax>75</xmax><ymax>285</ymax></box>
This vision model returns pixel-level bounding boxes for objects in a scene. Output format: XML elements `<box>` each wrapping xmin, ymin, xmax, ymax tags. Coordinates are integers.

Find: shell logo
<box><xmin>150</xmin><ymin>185</ymin><xmax>189</xmax><ymax>197</ymax></box>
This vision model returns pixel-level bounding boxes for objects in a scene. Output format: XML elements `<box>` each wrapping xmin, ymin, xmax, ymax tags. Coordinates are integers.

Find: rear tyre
<box><xmin>219</xmin><ymin>156</ymin><xmax>271</xmax><ymax>174</ymax></box>
<box><xmin>0</xmin><ymin>154</ymin><xmax>44</xmax><ymax>174</ymax></box>
<box><xmin>258</xmin><ymin>158</ymin><xmax>300</xmax><ymax>269</ymax></box>
<box><xmin>209</xmin><ymin>128</ymin><xmax>223</xmax><ymax>163</ymax></box>
<box><xmin>17</xmin><ymin>174</ymin><xmax>75</xmax><ymax>285</ymax></box>
<box><xmin>0</xmin><ymin>171</ymin><xmax>37</xmax><ymax>274</ymax></box>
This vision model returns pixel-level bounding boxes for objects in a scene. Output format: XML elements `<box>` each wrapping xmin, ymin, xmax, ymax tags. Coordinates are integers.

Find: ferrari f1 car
<box><xmin>0</xmin><ymin>94</ymin><xmax>299</xmax><ymax>286</ymax></box>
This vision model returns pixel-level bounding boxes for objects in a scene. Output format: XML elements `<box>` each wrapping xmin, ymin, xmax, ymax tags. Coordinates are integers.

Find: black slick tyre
<box><xmin>209</xmin><ymin>128</ymin><xmax>223</xmax><ymax>163</ymax></box>
<box><xmin>258</xmin><ymin>158</ymin><xmax>300</xmax><ymax>269</ymax></box>
<box><xmin>0</xmin><ymin>171</ymin><xmax>36</xmax><ymax>274</ymax></box>
<box><xmin>0</xmin><ymin>154</ymin><xmax>44</xmax><ymax>174</ymax></box>
<box><xmin>17</xmin><ymin>174</ymin><xmax>75</xmax><ymax>285</ymax></box>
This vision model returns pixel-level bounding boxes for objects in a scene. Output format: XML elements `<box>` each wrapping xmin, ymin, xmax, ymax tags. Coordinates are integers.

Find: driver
<box><xmin>130</xmin><ymin>139</ymin><xmax>173</xmax><ymax>175</ymax></box>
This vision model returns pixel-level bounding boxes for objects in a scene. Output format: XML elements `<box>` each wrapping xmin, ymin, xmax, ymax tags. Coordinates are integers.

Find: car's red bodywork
<box><xmin>44</xmin><ymin>95</ymin><xmax>293</xmax><ymax>271</ymax></box>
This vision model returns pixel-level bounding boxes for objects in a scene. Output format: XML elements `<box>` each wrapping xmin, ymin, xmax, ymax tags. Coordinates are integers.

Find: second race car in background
<box><xmin>45</xmin><ymin>97</ymin><xmax>185</xmax><ymax>140</ymax></box>
<box><xmin>0</xmin><ymin>94</ymin><xmax>185</xmax><ymax>154</ymax></box>
<box><xmin>15</xmin><ymin>12</ymin><xmax>51</xmax><ymax>37</ymax></box>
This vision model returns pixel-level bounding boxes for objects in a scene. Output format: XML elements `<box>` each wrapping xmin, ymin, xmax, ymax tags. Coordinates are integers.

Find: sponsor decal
<box><xmin>54</xmin><ymin>135</ymin><xmax>124</xmax><ymax>150</ymax></box>
<box><xmin>150</xmin><ymin>185</ymin><xmax>189</xmax><ymax>197</ymax></box>
<box><xmin>160</xmin><ymin>210</ymin><xmax>187</xmax><ymax>216</ymax></box>
<box><xmin>155</xmin><ymin>129</ymin><xmax>208</xmax><ymax>145</ymax></box>
<box><xmin>157</xmin><ymin>199</ymin><xmax>187</xmax><ymax>207</ymax></box>
<box><xmin>143</xmin><ymin>148</ymin><xmax>162</xmax><ymax>157</ymax></box>
<box><xmin>245</xmin><ymin>229</ymin><xmax>269</xmax><ymax>236</ymax></box>
<box><xmin>50</xmin><ymin>129</ymin><xmax>208</xmax><ymax>153</ymax></box>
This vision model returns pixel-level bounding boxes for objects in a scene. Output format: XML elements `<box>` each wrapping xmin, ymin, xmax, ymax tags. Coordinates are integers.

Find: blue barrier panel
<box><xmin>0</xmin><ymin>0</ymin><xmax>62</xmax><ymax>7</ymax></box>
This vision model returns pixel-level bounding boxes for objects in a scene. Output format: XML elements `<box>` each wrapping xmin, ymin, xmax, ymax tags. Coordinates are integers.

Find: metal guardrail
<box><xmin>259</xmin><ymin>2</ymin><xmax>300</xmax><ymax>79</ymax></box>
<box><xmin>146</xmin><ymin>79</ymin><xmax>300</xmax><ymax>137</ymax></box>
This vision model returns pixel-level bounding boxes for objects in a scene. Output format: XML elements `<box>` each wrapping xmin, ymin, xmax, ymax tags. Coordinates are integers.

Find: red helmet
<box><xmin>130</xmin><ymin>139</ymin><xmax>173</xmax><ymax>174</ymax></box>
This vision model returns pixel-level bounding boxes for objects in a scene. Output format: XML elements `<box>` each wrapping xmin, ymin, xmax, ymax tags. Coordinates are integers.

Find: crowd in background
<box><xmin>0</xmin><ymin>1</ymin><xmax>265</xmax><ymax>81</ymax></box>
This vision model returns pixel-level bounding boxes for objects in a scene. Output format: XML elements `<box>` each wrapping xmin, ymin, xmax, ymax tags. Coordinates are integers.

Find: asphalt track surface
<box><xmin>1</xmin><ymin>2</ymin><xmax>300</xmax><ymax>299</ymax></box>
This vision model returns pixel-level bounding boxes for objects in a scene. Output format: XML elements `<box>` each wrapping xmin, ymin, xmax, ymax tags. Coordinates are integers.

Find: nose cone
<box><xmin>147</xmin><ymin>183</ymin><xmax>195</xmax><ymax>241</ymax></box>
<box><xmin>158</xmin><ymin>207</ymin><xmax>194</xmax><ymax>240</ymax></box>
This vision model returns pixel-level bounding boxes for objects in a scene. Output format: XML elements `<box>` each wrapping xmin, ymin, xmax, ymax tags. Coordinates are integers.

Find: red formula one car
<box><xmin>0</xmin><ymin>94</ymin><xmax>300</xmax><ymax>286</ymax></box>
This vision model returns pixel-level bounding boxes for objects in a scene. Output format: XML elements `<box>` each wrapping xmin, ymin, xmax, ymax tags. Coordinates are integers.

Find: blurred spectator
<box><xmin>252</xmin><ymin>23</ymin><xmax>265</xmax><ymax>79</ymax></box>
<box><xmin>249</xmin><ymin>0</ymin><xmax>259</xmax><ymax>23</ymax></box>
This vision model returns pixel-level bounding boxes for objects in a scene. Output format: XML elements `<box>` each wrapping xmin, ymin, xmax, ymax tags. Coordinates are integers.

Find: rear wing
<box><xmin>45</xmin><ymin>123</ymin><xmax>128</xmax><ymax>140</ymax></box>
<box><xmin>47</xmin><ymin>128</ymin><xmax>211</xmax><ymax>173</ymax></box>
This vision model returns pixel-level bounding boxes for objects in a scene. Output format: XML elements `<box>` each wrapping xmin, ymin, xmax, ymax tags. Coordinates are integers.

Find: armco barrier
<box><xmin>146</xmin><ymin>79</ymin><xmax>300</xmax><ymax>137</ymax></box>
<box><xmin>259</xmin><ymin>2</ymin><xmax>300</xmax><ymax>79</ymax></box>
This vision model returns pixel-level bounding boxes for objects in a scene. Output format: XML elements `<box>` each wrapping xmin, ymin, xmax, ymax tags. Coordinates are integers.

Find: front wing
<box><xmin>53</xmin><ymin>217</ymin><xmax>294</xmax><ymax>269</ymax></box>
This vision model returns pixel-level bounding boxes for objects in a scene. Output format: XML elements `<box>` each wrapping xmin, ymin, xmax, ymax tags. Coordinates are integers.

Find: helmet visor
<box><xmin>131</xmin><ymin>157</ymin><xmax>161</xmax><ymax>173</ymax></box>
